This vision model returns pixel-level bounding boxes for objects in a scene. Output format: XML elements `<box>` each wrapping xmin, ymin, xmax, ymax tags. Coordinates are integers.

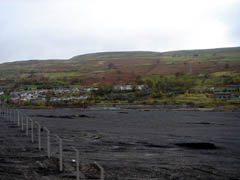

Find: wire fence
<box><xmin>0</xmin><ymin>102</ymin><xmax>105</xmax><ymax>180</ymax></box>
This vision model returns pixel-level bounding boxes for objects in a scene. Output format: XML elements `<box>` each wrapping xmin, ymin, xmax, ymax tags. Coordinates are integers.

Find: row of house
<box><xmin>53</xmin><ymin>87</ymin><xmax>98</xmax><ymax>94</ymax></box>
<box><xmin>9</xmin><ymin>85</ymin><xmax>147</xmax><ymax>103</ymax></box>
<box><xmin>214</xmin><ymin>92</ymin><xmax>240</xmax><ymax>100</ymax></box>
<box><xmin>50</xmin><ymin>96</ymin><xmax>88</xmax><ymax>102</ymax></box>
<box><xmin>9</xmin><ymin>88</ymin><xmax>95</xmax><ymax>103</ymax></box>
<box><xmin>113</xmin><ymin>84</ymin><xmax>147</xmax><ymax>91</ymax></box>
<box><xmin>212</xmin><ymin>85</ymin><xmax>240</xmax><ymax>100</ymax></box>
<box><xmin>10</xmin><ymin>87</ymin><xmax>99</xmax><ymax>97</ymax></box>
<box><xmin>211</xmin><ymin>85</ymin><xmax>240</xmax><ymax>93</ymax></box>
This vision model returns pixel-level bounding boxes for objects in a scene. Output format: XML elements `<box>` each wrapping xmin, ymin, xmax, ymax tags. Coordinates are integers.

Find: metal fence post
<box><xmin>12</xmin><ymin>109</ymin><xmax>15</xmax><ymax>122</ymax></box>
<box><xmin>26</xmin><ymin>116</ymin><xmax>29</xmax><ymax>136</ymax></box>
<box><xmin>2</xmin><ymin>104</ymin><xmax>4</xmax><ymax>119</ymax></box>
<box><xmin>43</xmin><ymin>127</ymin><xmax>51</xmax><ymax>158</ymax></box>
<box><xmin>3</xmin><ymin>104</ymin><xmax>5</xmax><ymax>119</ymax></box>
<box><xmin>8</xmin><ymin>107</ymin><xmax>11</xmax><ymax>121</ymax></box>
<box><xmin>12</xmin><ymin>109</ymin><xmax>14</xmax><ymax>122</ymax></box>
<box><xmin>35</xmin><ymin>122</ymin><xmax>41</xmax><ymax>151</ymax></box>
<box><xmin>6</xmin><ymin>106</ymin><xmax>8</xmax><ymax>120</ymax></box>
<box><xmin>1</xmin><ymin>104</ymin><xmax>3</xmax><ymax>119</ymax></box>
<box><xmin>12</xmin><ymin>109</ymin><xmax>14</xmax><ymax>123</ymax></box>
<box><xmin>1</xmin><ymin>103</ymin><xmax>2</xmax><ymax>119</ymax></box>
<box><xmin>30</xmin><ymin>118</ymin><xmax>34</xmax><ymax>143</ymax></box>
<box><xmin>3</xmin><ymin>104</ymin><xmax>4</xmax><ymax>119</ymax></box>
<box><xmin>9</xmin><ymin>109</ymin><xmax>13</xmax><ymax>122</ymax></box>
<box><xmin>5</xmin><ymin>105</ymin><xmax>7</xmax><ymax>120</ymax></box>
<box><xmin>95</xmin><ymin>162</ymin><xmax>105</xmax><ymax>180</ymax></box>
<box><xmin>17</xmin><ymin>111</ymin><xmax>20</xmax><ymax>127</ymax></box>
<box><xmin>55</xmin><ymin>135</ymin><xmax>63</xmax><ymax>172</ymax></box>
<box><xmin>7</xmin><ymin>106</ymin><xmax>9</xmax><ymax>120</ymax></box>
<box><xmin>12</xmin><ymin>109</ymin><xmax>15</xmax><ymax>123</ymax></box>
<box><xmin>72</xmin><ymin>147</ymin><xmax>80</xmax><ymax>180</ymax></box>
<box><xmin>21</xmin><ymin>114</ymin><xmax>24</xmax><ymax>131</ymax></box>
<box><xmin>0</xmin><ymin>103</ymin><xmax>1</xmax><ymax>119</ymax></box>
<box><xmin>1</xmin><ymin>104</ymin><xmax>5</xmax><ymax>118</ymax></box>
<box><xmin>5</xmin><ymin>106</ymin><xmax>6</xmax><ymax>120</ymax></box>
<box><xmin>14</xmin><ymin>109</ymin><xmax>16</xmax><ymax>124</ymax></box>
<box><xmin>9</xmin><ymin>108</ymin><xmax>11</xmax><ymax>122</ymax></box>
<box><xmin>0</xmin><ymin>103</ymin><xmax>2</xmax><ymax>119</ymax></box>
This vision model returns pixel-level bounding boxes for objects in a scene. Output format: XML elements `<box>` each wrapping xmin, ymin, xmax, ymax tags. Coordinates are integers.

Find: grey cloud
<box><xmin>0</xmin><ymin>0</ymin><xmax>239</xmax><ymax>63</ymax></box>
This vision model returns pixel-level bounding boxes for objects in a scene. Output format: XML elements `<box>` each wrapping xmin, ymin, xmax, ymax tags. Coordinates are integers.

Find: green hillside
<box><xmin>0</xmin><ymin>47</ymin><xmax>239</xmax><ymax>90</ymax></box>
<box><xmin>69</xmin><ymin>47</ymin><xmax>240</xmax><ymax>62</ymax></box>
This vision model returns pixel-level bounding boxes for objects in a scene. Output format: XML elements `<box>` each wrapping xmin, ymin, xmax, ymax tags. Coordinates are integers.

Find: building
<box><xmin>214</xmin><ymin>92</ymin><xmax>231</xmax><ymax>99</ymax></box>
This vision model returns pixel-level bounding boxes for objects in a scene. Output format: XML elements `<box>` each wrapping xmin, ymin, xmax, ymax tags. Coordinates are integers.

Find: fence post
<box><xmin>9</xmin><ymin>109</ymin><xmax>13</xmax><ymax>122</ymax></box>
<box><xmin>1</xmin><ymin>104</ymin><xmax>3</xmax><ymax>119</ymax></box>
<box><xmin>3</xmin><ymin>104</ymin><xmax>5</xmax><ymax>119</ymax></box>
<box><xmin>17</xmin><ymin>111</ymin><xmax>20</xmax><ymax>127</ymax></box>
<box><xmin>94</xmin><ymin>162</ymin><xmax>105</xmax><ymax>180</ymax></box>
<box><xmin>72</xmin><ymin>147</ymin><xmax>80</xmax><ymax>180</ymax></box>
<box><xmin>0</xmin><ymin>103</ymin><xmax>2</xmax><ymax>119</ymax></box>
<box><xmin>6</xmin><ymin>106</ymin><xmax>8</xmax><ymax>121</ymax></box>
<box><xmin>26</xmin><ymin>116</ymin><xmax>29</xmax><ymax>136</ymax></box>
<box><xmin>1</xmin><ymin>104</ymin><xmax>2</xmax><ymax>118</ymax></box>
<box><xmin>8</xmin><ymin>107</ymin><xmax>10</xmax><ymax>121</ymax></box>
<box><xmin>21</xmin><ymin>114</ymin><xmax>24</xmax><ymax>131</ymax></box>
<box><xmin>12</xmin><ymin>109</ymin><xmax>15</xmax><ymax>123</ymax></box>
<box><xmin>9</xmin><ymin>108</ymin><xmax>11</xmax><ymax>122</ymax></box>
<box><xmin>12</xmin><ymin>108</ymin><xmax>14</xmax><ymax>123</ymax></box>
<box><xmin>14</xmin><ymin>109</ymin><xmax>16</xmax><ymax>124</ymax></box>
<box><xmin>35</xmin><ymin>122</ymin><xmax>41</xmax><ymax>151</ymax></box>
<box><xmin>2</xmin><ymin>104</ymin><xmax>4</xmax><ymax>119</ymax></box>
<box><xmin>29</xmin><ymin>118</ymin><xmax>34</xmax><ymax>143</ymax></box>
<box><xmin>10</xmin><ymin>108</ymin><xmax>12</xmax><ymax>122</ymax></box>
<box><xmin>43</xmin><ymin>127</ymin><xmax>51</xmax><ymax>158</ymax></box>
<box><xmin>7</xmin><ymin>106</ymin><xmax>9</xmax><ymax>121</ymax></box>
<box><xmin>4</xmin><ymin>105</ymin><xmax>6</xmax><ymax>119</ymax></box>
<box><xmin>55</xmin><ymin>135</ymin><xmax>63</xmax><ymax>172</ymax></box>
<box><xmin>12</xmin><ymin>109</ymin><xmax>15</xmax><ymax>122</ymax></box>
<box><xmin>5</xmin><ymin>105</ymin><xmax>6</xmax><ymax>120</ymax></box>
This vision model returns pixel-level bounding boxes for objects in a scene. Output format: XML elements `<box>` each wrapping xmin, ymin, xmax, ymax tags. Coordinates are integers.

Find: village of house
<box><xmin>0</xmin><ymin>84</ymin><xmax>148</xmax><ymax>103</ymax></box>
<box><xmin>0</xmin><ymin>84</ymin><xmax>239</xmax><ymax>105</ymax></box>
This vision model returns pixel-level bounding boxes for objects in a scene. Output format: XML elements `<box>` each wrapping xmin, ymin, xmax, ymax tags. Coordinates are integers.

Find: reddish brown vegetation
<box><xmin>75</xmin><ymin>59</ymin><xmax>240</xmax><ymax>86</ymax></box>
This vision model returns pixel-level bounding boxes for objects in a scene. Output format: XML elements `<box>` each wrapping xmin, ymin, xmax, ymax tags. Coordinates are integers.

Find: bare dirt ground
<box><xmin>1</xmin><ymin>109</ymin><xmax>240</xmax><ymax>180</ymax></box>
<box><xmin>0</xmin><ymin>117</ymin><xmax>64</xmax><ymax>180</ymax></box>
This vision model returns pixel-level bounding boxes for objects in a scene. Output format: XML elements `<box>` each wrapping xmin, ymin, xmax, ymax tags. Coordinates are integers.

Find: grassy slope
<box><xmin>0</xmin><ymin>47</ymin><xmax>240</xmax><ymax>88</ymax></box>
<box><xmin>71</xmin><ymin>47</ymin><xmax>240</xmax><ymax>62</ymax></box>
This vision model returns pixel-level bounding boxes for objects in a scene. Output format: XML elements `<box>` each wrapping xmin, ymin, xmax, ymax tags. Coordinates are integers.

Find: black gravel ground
<box><xmin>1</xmin><ymin>109</ymin><xmax>240</xmax><ymax>180</ymax></box>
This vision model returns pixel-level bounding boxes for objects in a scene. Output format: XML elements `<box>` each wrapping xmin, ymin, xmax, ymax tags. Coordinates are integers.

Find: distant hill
<box><xmin>70</xmin><ymin>47</ymin><xmax>240</xmax><ymax>62</ymax></box>
<box><xmin>70</xmin><ymin>51</ymin><xmax>162</xmax><ymax>62</ymax></box>
<box><xmin>0</xmin><ymin>47</ymin><xmax>240</xmax><ymax>89</ymax></box>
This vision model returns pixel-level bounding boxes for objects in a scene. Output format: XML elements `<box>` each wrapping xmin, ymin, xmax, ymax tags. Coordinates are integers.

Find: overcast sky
<box><xmin>0</xmin><ymin>0</ymin><xmax>240</xmax><ymax>63</ymax></box>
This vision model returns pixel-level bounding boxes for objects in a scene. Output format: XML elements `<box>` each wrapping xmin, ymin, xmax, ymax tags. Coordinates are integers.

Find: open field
<box><xmin>11</xmin><ymin>108</ymin><xmax>240</xmax><ymax>180</ymax></box>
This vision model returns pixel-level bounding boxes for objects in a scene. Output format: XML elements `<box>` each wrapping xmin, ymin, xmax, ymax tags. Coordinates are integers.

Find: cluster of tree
<box><xmin>91</xmin><ymin>93</ymin><xmax>136</xmax><ymax>103</ymax></box>
<box><xmin>15</xmin><ymin>100</ymin><xmax>89</xmax><ymax>108</ymax></box>
<box><xmin>143</xmin><ymin>75</ymin><xmax>194</xmax><ymax>94</ymax></box>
